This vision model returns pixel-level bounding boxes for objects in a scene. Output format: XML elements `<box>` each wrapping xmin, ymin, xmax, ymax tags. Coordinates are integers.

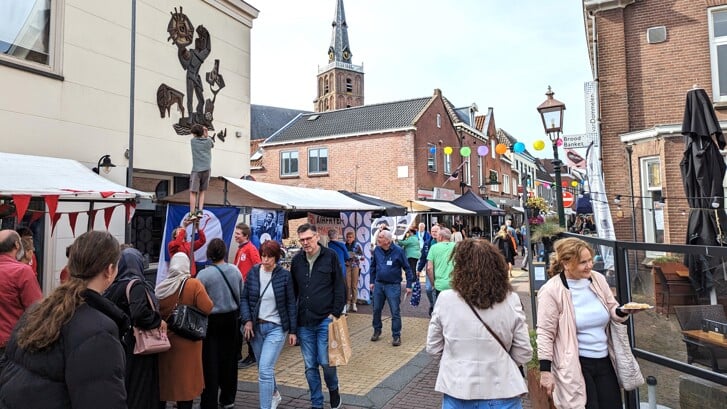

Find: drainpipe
<box><xmin>125</xmin><ymin>0</ymin><xmax>136</xmax><ymax>244</ymax></box>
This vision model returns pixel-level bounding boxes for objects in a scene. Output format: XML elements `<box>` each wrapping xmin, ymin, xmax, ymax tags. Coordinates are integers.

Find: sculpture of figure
<box><xmin>177</xmin><ymin>25</ymin><xmax>210</xmax><ymax>124</ymax></box>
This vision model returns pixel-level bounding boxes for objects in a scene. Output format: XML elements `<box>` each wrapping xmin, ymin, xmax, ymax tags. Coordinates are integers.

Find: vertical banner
<box><xmin>340</xmin><ymin>211</ymin><xmax>373</xmax><ymax>303</ymax></box>
<box><xmin>250</xmin><ymin>208</ymin><xmax>284</xmax><ymax>248</ymax></box>
<box><xmin>157</xmin><ymin>204</ymin><xmax>240</xmax><ymax>284</ymax></box>
<box><xmin>584</xmin><ymin>80</ymin><xmax>600</xmax><ymax>147</ymax></box>
<box><xmin>586</xmin><ymin>143</ymin><xmax>615</xmax><ymax>271</ymax></box>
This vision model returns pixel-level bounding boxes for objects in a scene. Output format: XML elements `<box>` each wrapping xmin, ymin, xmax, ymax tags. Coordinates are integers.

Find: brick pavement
<box><xmin>228</xmin><ymin>266</ymin><xmax>535</xmax><ymax>409</ymax></box>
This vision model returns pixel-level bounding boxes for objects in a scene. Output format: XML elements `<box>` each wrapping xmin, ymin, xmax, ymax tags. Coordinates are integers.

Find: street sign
<box><xmin>562</xmin><ymin>191</ymin><xmax>575</xmax><ymax>208</ymax></box>
<box><xmin>562</xmin><ymin>133</ymin><xmax>594</xmax><ymax>149</ymax></box>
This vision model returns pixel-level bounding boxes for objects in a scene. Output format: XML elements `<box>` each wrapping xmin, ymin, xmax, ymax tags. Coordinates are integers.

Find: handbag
<box><xmin>466</xmin><ymin>301</ymin><xmax>524</xmax><ymax>376</ymax></box>
<box><xmin>609</xmin><ymin>321</ymin><xmax>645</xmax><ymax>391</ymax></box>
<box><xmin>167</xmin><ymin>278</ymin><xmax>209</xmax><ymax>341</ymax></box>
<box><xmin>410</xmin><ymin>280</ymin><xmax>421</xmax><ymax>307</ymax></box>
<box><xmin>125</xmin><ymin>280</ymin><xmax>171</xmax><ymax>355</ymax></box>
<box><xmin>328</xmin><ymin>315</ymin><xmax>352</xmax><ymax>366</ymax></box>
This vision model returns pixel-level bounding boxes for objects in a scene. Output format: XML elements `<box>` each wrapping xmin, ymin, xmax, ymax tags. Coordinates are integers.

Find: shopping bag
<box><xmin>410</xmin><ymin>280</ymin><xmax>421</xmax><ymax>307</ymax></box>
<box><xmin>328</xmin><ymin>315</ymin><xmax>352</xmax><ymax>366</ymax></box>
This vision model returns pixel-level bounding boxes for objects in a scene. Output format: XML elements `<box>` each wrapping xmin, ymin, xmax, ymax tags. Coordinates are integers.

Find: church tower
<box><xmin>314</xmin><ymin>0</ymin><xmax>364</xmax><ymax>112</ymax></box>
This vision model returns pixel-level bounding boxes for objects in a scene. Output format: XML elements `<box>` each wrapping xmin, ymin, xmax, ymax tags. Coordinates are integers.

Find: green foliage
<box><xmin>526</xmin><ymin>196</ymin><xmax>550</xmax><ymax>213</ymax></box>
<box><xmin>651</xmin><ymin>253</ymin><xmax>682</xmax><ymax>265</ymax></box>
<box><xmin>530</xmin><ymin>219</ymin><xmax>565</xmax><ymax>243</ymax></box>
<box><xmin>528</xmin><ymin>329</ymin><xmax>539</xmax><ymax>370</ymax></box>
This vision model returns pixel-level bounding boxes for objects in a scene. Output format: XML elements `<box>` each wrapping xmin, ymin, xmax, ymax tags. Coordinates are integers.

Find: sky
<box><xmin>249</xmin><ymin>0</ymin><xmax>593</xmax><ymax>158</ymax></box>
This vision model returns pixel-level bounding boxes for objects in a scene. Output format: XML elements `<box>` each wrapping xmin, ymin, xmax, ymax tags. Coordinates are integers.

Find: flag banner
<box><xmin>250</xmin><ymin>208</ymin><xmax>284</xmax><ymax>249</ymax></box>
<box><xmin>308</xmin><ymin>213</ymin><xmax>343</xmax><ymax>238</ymax></box>
<box><xmin>156</xmin><ymin>204</ymin><xmax>240</xmax><ymax>284</ymax></box>
<box><xmin>586</xmin><ymin>143</ymin><xmax>615</xmax><ymax>271</ymax></box>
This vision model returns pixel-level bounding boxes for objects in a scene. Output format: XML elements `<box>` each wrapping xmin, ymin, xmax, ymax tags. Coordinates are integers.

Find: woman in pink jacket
<box><xmin>537</xmin><ymin>237</ymin><xmax>636</xmax><ymax>409</ymax></box>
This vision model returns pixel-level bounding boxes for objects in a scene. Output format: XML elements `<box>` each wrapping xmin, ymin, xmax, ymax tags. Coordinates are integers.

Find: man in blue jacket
<box><xmin>369</xmin><ymin>229</ymin><xmax>414</xmax><ymax>347</ymax></box>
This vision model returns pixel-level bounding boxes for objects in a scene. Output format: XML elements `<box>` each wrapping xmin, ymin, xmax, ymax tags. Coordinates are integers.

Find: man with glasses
<box><xmin>290</xmin><ymin>224</ymin><xmax>346</xmax><ymax>409</ymax></box>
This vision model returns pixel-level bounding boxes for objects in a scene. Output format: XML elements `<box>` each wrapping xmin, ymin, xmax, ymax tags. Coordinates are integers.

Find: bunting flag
<box><xmin>12</xmin><ymin>195</ymin><xmax>32</xmax><ymax>221</ymax></box>
<box><xmin>67</xmin><ymin>212</ymin><xmax>79</xmax><ymax>237</ymax></box>
<box><xmin>124</xmin><ymin>201</ymin><xmax>136</xmax><ymax>223</ymax></box>
<box><xmin>103</xmin><ymin>206</ymin><xmax>115</xmax><ymax>230</ymax></box>
<box><xmin>29</xmin><ymin>211</ymin><xmax>44</xmax><ymax>224</ymax></box>
<box><xmin>87</xmin><ymin>209</ymin><xmax>98</xmax><ymax>229</ymax></box>
<box><xmin>442</xmin><ymin>160</ymin><xmax>468</xmax><ymax>186</ymax></box>
<box><xmin>50</xmin><ymin>213</ymin><xmax>62</xmax><ymax>236</ymax></box>
<box><xmin>44</xmin><ymin>195</ymin><xmax>59</xmax><ymax>221</ymax></box>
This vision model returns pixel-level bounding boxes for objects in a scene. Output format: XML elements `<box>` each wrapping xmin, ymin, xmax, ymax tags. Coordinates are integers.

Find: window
<box><xmin>324</xmin><ymin>77</ymin><xmax>329</xmax><ymax>94</ymax></box>
<box><xmin>0</xmin><ymin>0</ymin><xmax>63</xmax><ymax>76</ymax></box>
<box><xmin>436</xmin><ymin>114</ymin><xmax>441</xmax><ymax>128</ymax></box>
<box><xmin>427</xmin><ymin>143</ymin><xmax>437</xmax><ymax>172</ymax></box>
<box><xmin>444</xmin><ymin>151</ymin><xmax>452</xmax><ymax>174</ymax></box>
<box><xmin>280</xmin><ymin>151</ymin><xmax>298</xmax><ymax>176</ymax></box>
<box><xmin>346</xmin><ymin>78</ymin><xmax>353</xmax><ymax>93</ymax></box>
<box><xmin>640</xmin><ymin>157</ymin><xmax>663</xmax><ymax>253</ymax></box>
<box><xmin>477</xmin><ymin>156</ymin><xmax>483</xmax><ymax>186</ymax></box>
<box><xmin>489</xmin><ymin>170</ymin><xmax>499</xmax><ymax>192</ymax></box>
<box><xmin>491</xmin><ymin>139</ymin><xmax>496</xmax><ymax>159</ymax></box>
<box><xmin>308</xmin><ymin>147</ymin><xmax>328</xmax><ymax>174</ymax></box>
<box><xmin>464</xmin><ymin>158</ymin><xmax>471</xmax><ymax>186</ymax></box>
<box><xmin>503</xmin><ymin>174</ymin><xmax>510</xmax><ymax>194</ymax></box>
<box><xmin>710</xmin><ymin>8</ymin><xmax>727</xmax><ymax>101</ymax></box>
<box><xmin>513</xmin><ymin>178</ymin><xmax>518</xmax><ymax>196</ymax></box>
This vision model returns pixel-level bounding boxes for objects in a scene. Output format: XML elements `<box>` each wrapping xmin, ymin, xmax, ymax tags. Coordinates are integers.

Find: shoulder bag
<box><xmin>167</xmin><ymin>278</ymin><xmax>209</xmax><ymax>340</ymax></box>
<box><xmin>609</xmin><ymin>321</ymin><xmax>645</xmax><ymax>390</ymax></box>
<box><xmin>465</xmin><ymin>301</ymin><xmax>524</xmax><ymax>376</ymax></box>
<box><xmin>125</xmin><ymin>280</ymin><xmax>171</xmax><ymax>355</ymax></box>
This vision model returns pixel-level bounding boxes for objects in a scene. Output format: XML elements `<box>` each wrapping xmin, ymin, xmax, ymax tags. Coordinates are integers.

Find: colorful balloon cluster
<box><xmin>436</xmin><ymin>139</ymin><xmax>556</xmax><ymax>157</ymax></box>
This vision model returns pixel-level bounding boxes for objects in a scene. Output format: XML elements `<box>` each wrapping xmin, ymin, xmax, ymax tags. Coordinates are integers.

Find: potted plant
<box><xmin>526</xmin><ymin>330</ymin><xmax>556</xmax><ymax>409</ymax></box>
<box><xmin>530</xmin><ymin>218</ymin><xmax>565</xmax><ymax>247</ymax></box>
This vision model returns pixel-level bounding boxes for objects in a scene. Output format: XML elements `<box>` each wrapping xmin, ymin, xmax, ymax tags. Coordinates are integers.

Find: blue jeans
<box><xmin>442</xmin><ymin>394</ymin><xmax>522</xmax><ymax>409</ymax></box>
<box><xmin>250</xmin><ymin>321</ymin><xmax>287</xmax><ymax>409</ymax></box>
<box><xmin>372</xmin><ymin>282</ymin><xmax>402</xmax><ymax>337</ymax></box>
<box><xmin>298</xmin><ymin>317</ymin><xmax>338</xmax><ymax>407</ymax></box>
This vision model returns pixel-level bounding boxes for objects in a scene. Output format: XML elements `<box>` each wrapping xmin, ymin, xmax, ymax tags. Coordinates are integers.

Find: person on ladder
<box><xmin>188</xmin><ymin>124</ymin><xmax>213</xmax><ymax>222</ymax></box>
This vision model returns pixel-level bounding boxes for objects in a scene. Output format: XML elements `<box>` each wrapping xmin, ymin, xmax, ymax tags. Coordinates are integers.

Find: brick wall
<box><xmin>597</xmin><ymin>0</ymin><xmax>727</xmax><ymax>242</ymax></box>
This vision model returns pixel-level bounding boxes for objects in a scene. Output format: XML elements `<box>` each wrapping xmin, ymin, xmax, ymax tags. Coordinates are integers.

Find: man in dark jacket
<box><xmin>290</xmin><ymin>224</ymin><xmax>345</xmax><ymax>409</ymax></box>
<box><xmin>369</xmin><ymin>229</ymin><xmax>414</xmax><ymax>347</ymax></box>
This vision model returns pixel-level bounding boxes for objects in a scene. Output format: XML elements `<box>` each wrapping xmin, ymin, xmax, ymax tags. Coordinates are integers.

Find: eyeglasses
<box><xmin>299</xmin><ymin>235</ymin><xmax>316</xmax><ymax>243</ymax></box>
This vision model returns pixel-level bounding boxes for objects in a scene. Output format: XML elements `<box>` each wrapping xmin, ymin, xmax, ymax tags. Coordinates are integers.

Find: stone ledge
<box><xmin>679</xmin><ymin>374</ymin><xmax>727</xmax><ymax>409</ymax></box>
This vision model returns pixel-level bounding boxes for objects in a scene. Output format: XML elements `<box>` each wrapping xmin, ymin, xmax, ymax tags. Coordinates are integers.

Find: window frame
<box><xmin>307</xmin><ymin>147</ymin><xmax>329</xmax><ymax>175</ymax></box>
<box><xmin>0</xmin><ymin>0</ymin><xmax>64</xmax><ymax>79</ymax></box>
<box><xmin>463</xmin><ymin>157</ymin><xmax>471</xmax><ymax>186</ymax></box>
<box><xmin>710</xmin><ymin>7</ymin><xmax>727</xmax><ymax>102</ymax></box>
<box><xmin>427</xmin><ymin>143</ymin><xmax>437</xmax><ymax>172</ymax></box>
<box><xmin>280</xmin><ymin>150</ymin><xmax>299</xmax><ymax>177</ymax></box>
<box><xmin>503</xmin><ymin>174</ymin><xmax>511</xmax><ymax>194</ymax></box>
<box><xmin>443</xmin><ymin>152</ymin><xmax>452</xmax><ymax>175</ymax></box>
<box><xmin>489</xmin><ymin>170</ymin><xmax>499</xmax><ymax>192</ymax></box>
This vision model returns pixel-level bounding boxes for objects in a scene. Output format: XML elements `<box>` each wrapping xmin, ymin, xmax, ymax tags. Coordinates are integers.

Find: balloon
<box><xmin>533</xmin><ymin>140</ymin><xmax>546</xmax><ymax>151</ymax></box>
<box><xmin>495</xmin><ymin>143</ymin><xmax>508</xmax><ymax>155</ymax></box>
<box><xmin>477</xmin><ymin>145</ymin><xmax>489</xmax><ymax>156</ymax></box>
<box><xmin>443</xmin><ymin>146</ymin><xmax>453</xmax><ymax>155</ymax></box>
<box><xmin>535</xmin><ymin>181</ymin><xmax>541</xmax><ymax>186</ymax></box>
<box><xmin>556</xmin><ymin>138</ymin><xmax>563</xmax><ymax>147</ymax></box>
<box><xmin>460</xmin><ymin>146</ymin><xmax>471</xmax><ymax>157</ymax></box>
<box><xmin>562</xmin><ymin>181</ymin><xmax>569</xmax><ymax>188</ymax></box>
<box><xmin>429</xmin><ymin>146</ymin><xmax>436</xmax><ymax>155</ymax></box>
<box><xmin>571</xmin><ymin>181</ymin><xmax>578</xmax><ymax>187</ymax></box>
<box><xmin>513</xmin><ymin>142</ymin><xmax>525</xmax><ymax>153</ymax></box>
<box><xmin>544</xmin><ymin>183</ymin><xmax>550</xmax><ymax>189</ymax></box>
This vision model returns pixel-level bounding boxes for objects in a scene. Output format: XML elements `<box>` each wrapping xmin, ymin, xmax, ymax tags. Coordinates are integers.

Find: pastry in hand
<box><xmin>622</xmin><ymin>302</ymin><xmax>651</xmax><ymax>310</ymax></box>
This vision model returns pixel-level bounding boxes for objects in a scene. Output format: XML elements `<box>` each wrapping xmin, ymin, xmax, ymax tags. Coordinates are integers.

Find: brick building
<box><xmin>583</xmin><ymin>0</ymin><xmax>727</xmax><ymax>244</ymax></box>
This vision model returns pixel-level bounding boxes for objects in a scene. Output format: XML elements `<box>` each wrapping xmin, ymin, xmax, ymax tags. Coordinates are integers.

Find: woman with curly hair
<box><xmin>0</xmin><ymin>230</ymin><xmax>129</xmax><ymax>409</ymax></box>
<box><xmin>426</xmin><ymin>238</ymin><xmax>531</xmax><ymax>409</ymax></box>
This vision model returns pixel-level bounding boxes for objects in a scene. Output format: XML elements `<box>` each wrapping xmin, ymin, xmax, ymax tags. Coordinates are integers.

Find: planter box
<box><xmin>527</xmin><ymin>368</ymin><xmax>556</xmax><ymax>409</ymax></box>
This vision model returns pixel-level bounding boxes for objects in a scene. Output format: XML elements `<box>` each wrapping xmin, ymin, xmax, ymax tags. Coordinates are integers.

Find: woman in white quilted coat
<box><xmin>536</xmin><ymin>237</ymin><xmax>636</xmax><ymax>409</ymax></box>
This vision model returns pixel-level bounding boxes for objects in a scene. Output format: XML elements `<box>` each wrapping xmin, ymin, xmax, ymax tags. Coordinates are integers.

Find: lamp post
<box><xmin>537</xmin><ymin>86</ymin><xmax>566</xmax><ymax>227</ymax></box>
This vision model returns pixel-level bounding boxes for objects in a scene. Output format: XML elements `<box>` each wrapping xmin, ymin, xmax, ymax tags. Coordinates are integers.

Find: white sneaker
<box><xmin>271</xmin><ymin>391</ymin><xmax>282</xmax><ymax>409</ymax></box>
<box><xmin>352</xmin><ymin>303</ymin><xmax>357</xmax><ymax>312</ymax></box>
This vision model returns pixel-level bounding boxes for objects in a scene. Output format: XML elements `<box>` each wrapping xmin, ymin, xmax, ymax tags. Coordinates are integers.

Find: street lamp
<box><xmin>537</xmin><ymin>86</ymin><xmax>566</xmax><ymax>227</ymax></box>
<box><xmin>92</xmin><ymin>154</ymin><xmax>117</xmax><ymax>174</ymax></box>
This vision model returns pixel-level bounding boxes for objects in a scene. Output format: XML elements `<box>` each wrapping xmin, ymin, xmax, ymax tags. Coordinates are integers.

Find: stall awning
<box><xmin>405</xmin><ymin>200</ymin><xmax>475</xmax><ymax>214</ymax></box>
<box><xmin>0</xmin><ymin>152</ymin><xmax>152</xmax><ymax>200</ymax></box>
<box><xmin>339</xmin><ymin>191</ymin><xmax>407</xmax><ymax>216</ymax></box>
<box><xmin>452</xmin><ymin>191</ymin><xmax>505</xmax><ymax>215</ymax></box>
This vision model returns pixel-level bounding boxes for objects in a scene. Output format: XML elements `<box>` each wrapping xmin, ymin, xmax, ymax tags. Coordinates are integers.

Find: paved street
<box><xmin>229</xmin><ymin>266</ymin><xmax>535</xmax><ymax>408</ymax></box>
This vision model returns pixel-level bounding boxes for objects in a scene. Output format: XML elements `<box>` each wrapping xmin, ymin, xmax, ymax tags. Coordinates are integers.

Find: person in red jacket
<box><xmin>233</xmin><ymin>222</ymin><xmax>260</xmax><ymax>369</ymax></box>
<box><xmin>168</xmin><ymin>225</ymin><xmax>206</xmax><ymax>276</ymax></box>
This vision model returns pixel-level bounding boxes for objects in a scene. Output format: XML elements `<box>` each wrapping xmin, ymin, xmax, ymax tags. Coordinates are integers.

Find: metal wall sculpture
<box><xmin>157</xmin><ymin>7</ymin><xmax>226</xmax><ymax>141</ymax></box>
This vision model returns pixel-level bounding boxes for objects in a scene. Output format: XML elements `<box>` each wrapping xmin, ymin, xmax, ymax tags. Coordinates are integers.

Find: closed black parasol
<box><xmin>680</xmin><ymin>88</ymin><xmax>727</xmax><ymax>295</ymax></box>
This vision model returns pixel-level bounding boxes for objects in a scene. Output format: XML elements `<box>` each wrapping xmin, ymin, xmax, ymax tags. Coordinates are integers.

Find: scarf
<box><xmin>156</xmin><ymin>252</ymin><xmax>191</xmax><ymax>300</ymax></box>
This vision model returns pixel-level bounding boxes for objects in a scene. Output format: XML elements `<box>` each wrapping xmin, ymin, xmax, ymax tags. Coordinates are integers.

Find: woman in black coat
<box><xmin>0</xmin><ymin>231</ymin><xmax>129</xmax><ymax>409</ymax></box>
<box><xmin>104</xmin><ymin>248</ymin><xmax>163</xmax><ymax>409</ymax></box>
<box><xmin>492</xmin><ymin>225</ymin><xmax>516</xmax><ymax>276</ymax></box>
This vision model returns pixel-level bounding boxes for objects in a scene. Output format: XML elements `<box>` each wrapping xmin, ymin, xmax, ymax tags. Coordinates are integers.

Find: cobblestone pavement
<box><xmin>228</xmin><ymin>267</ymin><xmax>535</xmax><ymax>409</ymax></box>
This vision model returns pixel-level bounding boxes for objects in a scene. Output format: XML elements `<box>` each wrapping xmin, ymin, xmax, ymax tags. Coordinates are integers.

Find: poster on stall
<box><xmin>157</xmin><ymin>204</ymin><xmax>240</xmax><ymax>284</ymax></box>
<box><xmin>371</xmin><ymin>214</ymin><xmax>414</xmax><ymax>243</ymax></box>
<box><xmin>250</xmin><ymin>208</ymin><xmax>284</xmax><ymax>248</ymax></box>
<box><xmin>307</xmin><ymin>213</ymin><xmax>343</xmax><ymax>239</ymax></box>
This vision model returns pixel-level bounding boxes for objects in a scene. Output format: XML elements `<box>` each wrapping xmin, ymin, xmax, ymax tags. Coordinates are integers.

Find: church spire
<box><xmin>328</xmin><ymin>0</ymin><xmax>352</xmax><ymax>63</ymax></box>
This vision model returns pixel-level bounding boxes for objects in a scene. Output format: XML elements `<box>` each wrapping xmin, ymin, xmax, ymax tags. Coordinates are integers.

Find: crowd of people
<box><xmin>0</xmin><ymin>216</ymin><xmax>641</xmax><ymax>409</ymax></box>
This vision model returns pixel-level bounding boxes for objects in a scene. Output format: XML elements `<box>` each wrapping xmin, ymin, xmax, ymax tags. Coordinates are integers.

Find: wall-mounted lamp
<box><xmin>92</xmin><ymin>154</ymin><xmax>116</xmax><ymax>174</ymax></box>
